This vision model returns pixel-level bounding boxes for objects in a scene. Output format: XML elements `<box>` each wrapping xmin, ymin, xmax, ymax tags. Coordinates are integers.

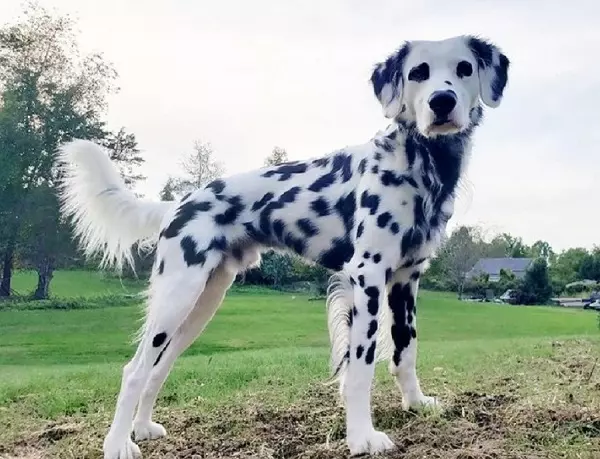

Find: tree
<box><xmin>159</xmin><ymin>177</ymin><xmax>177</xmax><ymax>201</ymax></box>
<box><xmin>264</xmin><ymin>146</ymin><xmax>288</xmax><ymax>166</ymax></box>
<box><xmin>513</xmin><ymin>258</ymin><xmax>553</xmax><ymax>305</ymax></box>
<box><xmin>260</xmin><ymin>252</ymin><xmax>294</xmax><ymax>288</ymax></box>
<box><xmin>530</xmin><ymin>240</ymin><xmax>555</xmax><ymax>264</ymax></box>
<box><xmin>172</xmin><ymin>140</ymin><xmax>224</xmax><ymax>197</ymax></box>
<box><xmin>579</xmin><ymin>254</ymin><xmax>600</xmax><ymax>282</ymax></box>
<box><xmin>549</xmin><ymin>247</ymin><xmax>589</xmax><ymax>287</ymax></box>
<box><xmin>100</xmin><ymin>127</ymin><xmax>145</xmax><ymax>188</ymax></box>
<box><xmin>0</xmin><ymin>3</ymin><xmax>137</xmax><ymax>298</ymax></box>
<box><xmin>436</xmin><ymin>225</ymin><xmax>486</xmax><ymax>299</ymax></box>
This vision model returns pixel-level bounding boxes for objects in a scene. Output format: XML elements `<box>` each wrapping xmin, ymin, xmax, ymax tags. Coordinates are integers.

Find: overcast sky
<box><xmin>2</xmin><ymin>0</ymin><xmax>598</xmax><ymax>252</ymax></box>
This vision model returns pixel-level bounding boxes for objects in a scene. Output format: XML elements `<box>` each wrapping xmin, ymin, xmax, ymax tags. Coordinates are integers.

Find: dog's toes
<box><xmin>133</xmin><ymin>421</ymin><xmax>167</xmax><ymax>441</ymax></box>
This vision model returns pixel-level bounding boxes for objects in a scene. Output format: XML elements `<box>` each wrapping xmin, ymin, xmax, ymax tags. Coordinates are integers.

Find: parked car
<box><xmin>583</xmin><ymin>299</ymin><xmax>600</xmax><ymax>311</ymax></box>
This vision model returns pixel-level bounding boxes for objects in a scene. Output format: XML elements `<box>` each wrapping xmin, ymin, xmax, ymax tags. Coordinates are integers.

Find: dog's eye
<box><xmin>456</xmin><ymin>61</ymin><xmax>473</xmax><ymax>78</ymax></box>
<box><xmin>408</xmin><ymin>63</ymin><xmax>429</xmax><ymax>82</ymax></box>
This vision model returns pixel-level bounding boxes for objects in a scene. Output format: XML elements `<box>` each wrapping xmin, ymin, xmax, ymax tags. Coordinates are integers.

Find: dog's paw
<box><xmin>403</xmin><ymin>395</ymin><xmax>440</xmax><ymax>412</ymax></box>
<box><xmin>103</xmin><ymin>436</ymin><xmax>142</xmax><ymax>459</ymax></box>
<box><xmin>347</xmin><ymin>429</ymin><xmax>395</xmax><ymax>456</ymax></box>
<box><xmin>133</xmin><ymin>421</ymin><xmax>167</xmax><ymax>441</ymax></box>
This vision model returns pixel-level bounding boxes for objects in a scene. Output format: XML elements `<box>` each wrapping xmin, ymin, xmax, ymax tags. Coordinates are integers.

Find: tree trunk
<box><xmin>457</xmin><ymin>280</ymin><xmax>464</xmax><ymax>300</ymax></box>
<box><xmin>0</xmin><ymin>244</ymin><xmax>15</xmax><ymax>297</ymax></box>
<box><xmin>33</xmin><ymin>257</ymin><xmax>54</xmax><ymax>300</ymax></box>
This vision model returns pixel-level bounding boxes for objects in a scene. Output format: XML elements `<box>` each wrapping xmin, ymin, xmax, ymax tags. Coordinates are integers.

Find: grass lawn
<box><xmin>1</xmin><ymin>270</ymin><xmax>599</xmax><ymax>458</ymax></box>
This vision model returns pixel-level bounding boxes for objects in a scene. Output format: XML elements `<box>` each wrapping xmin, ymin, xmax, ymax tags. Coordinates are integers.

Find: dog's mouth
<box><xmin>425</xmin><ymin>119</ymin><xmax>462</xmax><ymax>136</ymax></box>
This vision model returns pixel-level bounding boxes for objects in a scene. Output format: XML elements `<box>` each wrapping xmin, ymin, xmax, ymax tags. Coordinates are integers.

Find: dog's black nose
<box><xmin>428</xmin><ymin>90</ymin><xmax>457</xmax><ymax>119</ymax></box>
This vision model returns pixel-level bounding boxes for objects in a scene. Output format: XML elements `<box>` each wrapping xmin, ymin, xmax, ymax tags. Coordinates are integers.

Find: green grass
<box><xmin>1</xmin><ymin>270</ymin><xmax>599</xmax><ymax>458</ymax></box>
<box><xmin>10</xmin><ymin>269</ymin><xmax>145</xmax><ymax>297</ymax></box>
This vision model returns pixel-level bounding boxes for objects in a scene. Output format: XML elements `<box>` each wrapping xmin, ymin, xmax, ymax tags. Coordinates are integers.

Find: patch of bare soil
<box><xmin>4</xmin><ymin>341</ymin><xmax>600</xmax><ymax>459</ymax></box>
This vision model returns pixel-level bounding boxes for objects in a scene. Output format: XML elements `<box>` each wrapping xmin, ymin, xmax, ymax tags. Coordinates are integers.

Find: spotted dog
<box><xmin>57</xmin><ymin>35</ymin><xmax>510</xmax><ymax>458</ymax></box>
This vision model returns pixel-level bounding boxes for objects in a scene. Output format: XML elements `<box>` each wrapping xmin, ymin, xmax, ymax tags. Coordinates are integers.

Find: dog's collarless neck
<box><xmin>383</xmin><ymin>121</ymin><xmax>469</xmax><ymax>200</ymax></box>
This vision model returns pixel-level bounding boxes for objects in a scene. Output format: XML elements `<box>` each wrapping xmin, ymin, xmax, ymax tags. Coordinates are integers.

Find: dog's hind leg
<box><xmin>387</xmin><ymin>268</ymin><xmax>438</xmax><ymax>410</ymax></box>
<box><xmin>102</xmin><ymin>251</ymin><xmax>224</xmax><ymax>459</ymax></box>
<box><xmin>132</xmin><ymin>263</ymin><xmax>236</xmax><ymax>442</ymax></box>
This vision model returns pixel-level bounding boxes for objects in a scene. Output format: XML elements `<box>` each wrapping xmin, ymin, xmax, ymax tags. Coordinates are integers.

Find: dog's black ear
<box><xmin>467</xmin><ymin>36</ymin><xmax>510</xmax><ymax>108</ymax></box>
<box><xmin>370</xmin><ymin>42</ymin><xmax>410</xmax><ymax>118</ymax></box>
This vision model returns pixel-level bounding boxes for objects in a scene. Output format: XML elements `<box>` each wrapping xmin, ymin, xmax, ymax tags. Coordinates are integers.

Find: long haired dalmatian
<box><xmin>56</xmin><ymin>35</ymin><xmax>509</xmax><ymax>458</ymax></box>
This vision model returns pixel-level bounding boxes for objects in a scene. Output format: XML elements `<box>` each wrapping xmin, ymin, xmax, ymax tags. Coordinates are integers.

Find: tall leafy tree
<box><xmin>0</xmin><ymin>3</ymin><xmax>142</xmax><ymax>298</ymax></box>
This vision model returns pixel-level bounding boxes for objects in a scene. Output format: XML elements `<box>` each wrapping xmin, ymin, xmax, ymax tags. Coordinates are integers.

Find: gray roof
<box><xmin>468</xmin><ymin>258</ymin><xmax>533</xmax><ymax>278</ymax></box>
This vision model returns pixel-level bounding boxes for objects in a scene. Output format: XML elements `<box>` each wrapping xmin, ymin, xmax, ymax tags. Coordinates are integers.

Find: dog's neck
<box><xmin>375</xmin><ymin>108</ymin><xmax>482</xmax><ymax>205</ymax></box>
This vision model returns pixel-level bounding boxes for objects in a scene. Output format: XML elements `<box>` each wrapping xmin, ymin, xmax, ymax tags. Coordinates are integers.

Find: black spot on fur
<box><xmin>401</xmin><ymin>228</ymin><xmax>424</xmax><ymax>257</ymax></box>
<box><xmin>244</xmin><ymin>222</ymin><xmax>269</xmax><ymax>244</ymax></box>
<box><xmin>206</xmin><ymin>179</ymin><xmax>226</xmax><ymax>194</ymax></box>
<box><xmin>356</xmin><ymin>220</ymin><xmax>365</xmax><ymax>238</ymax></box>
<box><xmin>296</xmin><ymin>218</ymin><xmax>319</xmax><ymax>237</ymax></box>
<box><xmin>280</xmin><ymin>186</ymin><xmax>301</xmax><ymax>203</ymax></box>
<box><xmin>390</xmin><ymin>222</ymin><xmax>400</xmax><ymax>234</ymax></box>
<box><xmin>408</xmin><ymin>62</ymin><xmax>430</xmax><ymax>82</ymax></box>
<box><xmin>161</xmin><ymin>200</ymin><xmax>213</xmax><ymax>239</ymax></box>
<box><xmin>252</xmin><ymin>192</ymin><xmax>274</xmax><ymax>211</ymax></box>
<box><xmin>365</xmin><ymin>286</ymin><xmax>380</xmax><ymax>315</ymax></box>
<box><xmin>283</xmin><ymin>232</ymin><xmax>306</xmax><ymax>255</ymax></box>
<box><xmin>215</xmin><ymin>195</ymin><xmax>245</xmax><ymax>225</ymax></box>
<box><xmin>262</xmin><ymin>162</ymin><xmax>308</xmax><ymax>181</ymax></box>
<box><xmin>180</xmin><ymin>192</ymin><xmax>192</xmax><ymax>202</ymax></box>
<box><xmin>468</xmin><ymin>36</ymin><xmax>493</xmax><ymax>67</ymax></box>
<box><xmin>360</xmin><ymin>191</ymin><xmax>380</xmax><ymax>215</ymax></box>
<box><xmin>311</xmin><ymin>197</ymin><xmax>331</xmax><ymax>217</ymax></box>
<box><xmin>377</xmin><ymin>212</ymin><xmax>392</xmax><ymax>228</ymax></box>
<box><xmin>153</xmin><ymin>339</ymin><xmax>171</xmax><ymax>366</ymax></box>
<box><xmin>365</xmin><ymin>341</ymin><xmax>377</xmax><ymax>364</ymax></box>
<box><xmin>363</xmin><ymin>251</ymin><xmax>371</xmax><ymax>259</ymax></box>
<box><xmin>259</xmin><ymin>187</ymin><xmax>301</xmax><ymax>238</ymax></box>
<box><xmin>374</xmin><ymin>152</ymin><xmax>382</xmax><ymax>161</ymax></box>
<box><xmin>358</xmin><ymin>158</ymin><xmax>367</xmax><ymax>175</ymax></box>
<box><xmin>410</xmin><ymin>271</ymin><xmax>420</xmax><ymax>280</ymax></box>
<box><xmin>334</xmin><ymin>191</ymin><xmax>356</xmax><ymax>234</ymax></box>
<box><xmin>312</xmin><ymin>157</ymin><xmax>330</xmax><ymax>168</ymax></box>
<box><xmin>353</xmin><ymin>306</ymin><xmax>358</xmax><ymax>317</ymax></box>
<box><xmin>371</xmin><ymin>42</ymin><xmax>410</xmax><ymax>103</ymax></box>
<box><xmin>358</xmin><ymin>275</ymin><xmax>365</xmax><ymax>287</ymax></box>
<box><xmin>371</xmin><ymin>165</ymin><xmax>379</xmax><ymax>174</ymax></box>
<box><xmin>388</xmin><ymin>283</ymin><xmax>417</xmax><ymax>366</ymax></box>
<box><xmin>367</xmin><ymin>320</ymin><xmax>378</xmax><ymax>339</ymax></box>
<box><xmin>356</xmin><ymin>345</ymin><xmax>364</xmax><ymax>360</ymax></box>
<box><xmin>358</xmin><ymin>262</ymin><xmax>365</xmax><ymax>268</ymax></box>
<box><xmin>181</xmin><ymin>236</ymin><xmax>206</xmax><ymax>266</ymax></box>
<box><xmin>273</xmin><ymin>219</ymin><xmax>285</xmax><ymax>240</ymax></box>
<box><xmin>152</xmin><ymin>332</ymin><xmax>167</xmax><ymax>348</ymax></box>
<box><xmin>309</xmin><ymin>172</ymin><xmax>336</xmax><ymax>192</ymax></box>
<box><xmin>373</xmin><ymin>253</ymin><xmax>381</xmax><ymax>264</ymax></box>
<box><xmin>158</xmin><ymin>259</ymin><xmax>164</xmax><ymax>275</ymax></box>
<box><xmin>318</xmin><ymin>238</ymin><xmax>354</xmax><ymax>271</ymax></box>
<box><xmin>413</xmin><ymin>196</ymin><xmax>425</xmax><ymax>227</ymax></box>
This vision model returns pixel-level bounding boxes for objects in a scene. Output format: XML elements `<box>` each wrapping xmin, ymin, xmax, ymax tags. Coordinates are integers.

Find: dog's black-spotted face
<box><xmin>370</xmin><ymin>35</ymin><xmax>510</xmax><ymax>137</ymax></box>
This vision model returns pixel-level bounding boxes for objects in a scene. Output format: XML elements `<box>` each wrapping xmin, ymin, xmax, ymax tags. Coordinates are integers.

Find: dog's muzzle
<box><xmin>428</xmin><ymin>90</ymin><xmax>457</xmax><ymax>125</ymax></box>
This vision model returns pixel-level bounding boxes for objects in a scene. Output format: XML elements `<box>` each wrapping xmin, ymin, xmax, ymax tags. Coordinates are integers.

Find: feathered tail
<box><xmin>56</xmin><ymin>139</ymin><xmax>175</xmax><ymax>271</ymax></box>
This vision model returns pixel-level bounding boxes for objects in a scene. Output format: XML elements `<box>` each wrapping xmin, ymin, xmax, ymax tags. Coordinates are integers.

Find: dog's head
<box><xmin>370</xmin><ymin>36</ymin><xmax>509</xmax><ymax>137</ymax></box>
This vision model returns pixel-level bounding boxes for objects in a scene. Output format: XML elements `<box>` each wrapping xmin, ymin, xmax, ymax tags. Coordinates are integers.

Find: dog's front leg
<box><xmin>343</xmin><ymin>263</ymin><xmax>395</xmax><ymax>456</ymax></box>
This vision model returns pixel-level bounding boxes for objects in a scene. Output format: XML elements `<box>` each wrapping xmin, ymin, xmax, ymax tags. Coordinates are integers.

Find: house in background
<box><xmin>467</xmin><ymin>258</ymin><xmax>534</xmax><ymax>282</ymax></box>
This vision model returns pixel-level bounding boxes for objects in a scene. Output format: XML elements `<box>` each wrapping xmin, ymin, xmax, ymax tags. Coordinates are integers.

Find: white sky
<box><xmin>2</xmin><ymin>0</ymin><xmax>598</xmax><ymax>252</ymax></box>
